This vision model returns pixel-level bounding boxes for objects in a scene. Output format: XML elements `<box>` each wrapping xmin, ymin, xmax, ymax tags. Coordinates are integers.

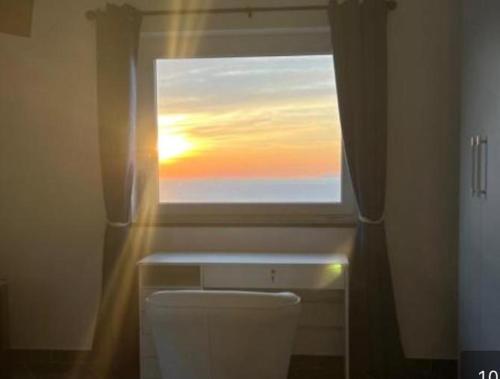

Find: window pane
<box><xmin>156</xmin><ymin>55</ymin><xmax>341</xmax><ymax>203</ymax></box>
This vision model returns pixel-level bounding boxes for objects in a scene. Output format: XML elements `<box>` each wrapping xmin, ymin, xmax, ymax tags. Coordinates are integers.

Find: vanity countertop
<box><xmin>138</xmin><ymin>252</ymin><xmax>349</xmax><ymax>266</ymax></box>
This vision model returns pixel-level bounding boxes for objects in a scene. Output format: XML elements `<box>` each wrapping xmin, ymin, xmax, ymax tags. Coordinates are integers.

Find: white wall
<box><xmin>0</xmin><ymin>0</ymin><xmax>105</xmax><ymax>350</ymax></box>
<box><xmin>0</xmin><ymin>0</ymin><xmax>459</xmax><ymax>359</ymax></box>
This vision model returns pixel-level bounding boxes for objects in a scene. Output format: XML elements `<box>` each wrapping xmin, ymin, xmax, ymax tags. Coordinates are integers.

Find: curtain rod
<box><xmin>86</xmin><ymin>2</ymin><xmax>397</xmax><ymax>20</ymax></box>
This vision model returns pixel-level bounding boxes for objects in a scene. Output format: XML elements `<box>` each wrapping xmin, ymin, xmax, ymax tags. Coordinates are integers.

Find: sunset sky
<box><xmin>156</xmin><ymin>55</ymin><xmax>341</xmax><ymax>179</ymax></box>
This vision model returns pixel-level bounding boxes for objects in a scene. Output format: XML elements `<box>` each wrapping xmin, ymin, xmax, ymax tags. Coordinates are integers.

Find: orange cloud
<box><xmin>159</xmin><ymin>145</ymin><xmax>341</xmax><ymax>179</ymax></box>
<box><xmin>155</xmin><ymin>55</ymin><xmax>342</xmax><ymax>180</ymax></box>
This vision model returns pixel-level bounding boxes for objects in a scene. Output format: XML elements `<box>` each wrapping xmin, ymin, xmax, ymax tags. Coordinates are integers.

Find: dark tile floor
<box><xmin>9</xmin><ymin>364</ymin><xmax>97</xmax><ymax>379</ymax></box>
<box><xmin>289</xmin><ymin>355</ymin><xmax>344</xmax><ymax>379</ymax></box>
<box><xmin>7</xmin><ymin>355</ymin><xmax>343</xmax><ymax>379</ymax></box>
<box><xmin>6</xmin><ymin>355</ymin><xmax>457</xmax><ymax>379</ymax></box>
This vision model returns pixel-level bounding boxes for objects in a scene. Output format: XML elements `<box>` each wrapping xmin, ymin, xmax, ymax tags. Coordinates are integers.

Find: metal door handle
<box><xmin>471</xmin><ymin>136</ymin><xmax>478</xmax><ymax>196</ymax></box>
<box><xmin>478</xmin><ymin>136</ymin><xmax>488</xmax><ymax>196</ymax></box>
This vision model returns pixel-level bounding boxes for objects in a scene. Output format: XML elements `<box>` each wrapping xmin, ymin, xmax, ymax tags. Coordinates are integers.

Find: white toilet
<box><xmin>145</xmin><ymin>290</ymin><xmax>301</xmax><ymax>379</ymax></box>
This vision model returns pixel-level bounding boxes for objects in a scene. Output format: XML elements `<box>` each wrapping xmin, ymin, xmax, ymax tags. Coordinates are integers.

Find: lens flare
<box><xmin>157</xmin><ymin>114</ymin><xmax>196</xmax><ymax>163</ymax></box>
<box><xmin>158</xmin><ymin>132</ymin><xmax>194</xmax><ymax>163</ymax></box>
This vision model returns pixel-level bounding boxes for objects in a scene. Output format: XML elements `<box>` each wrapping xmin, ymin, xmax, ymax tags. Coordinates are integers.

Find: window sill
<box><xmin>132</xmin><ymin>214</ymin><xmax>356</xmax><ymax>227</ymax></box>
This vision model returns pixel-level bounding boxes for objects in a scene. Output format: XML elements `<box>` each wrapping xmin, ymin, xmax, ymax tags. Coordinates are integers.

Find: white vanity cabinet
<box><xmin>138</xmin><ymin>252</ymin><xmax>349</xmax><ymax>379</ymax></box>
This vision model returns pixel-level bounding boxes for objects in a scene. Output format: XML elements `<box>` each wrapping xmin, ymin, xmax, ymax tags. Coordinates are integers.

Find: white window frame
<box><xmin>135</xmin><ymin>27</ymin><xmax>356</xmax><ymax>226</ymax></box>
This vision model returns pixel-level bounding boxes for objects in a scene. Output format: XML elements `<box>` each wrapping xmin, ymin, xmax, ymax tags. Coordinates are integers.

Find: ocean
<box><xmin>159</xmin><ymin>177</ymin><xmax>341</xmax><ymax>203</ymax></box>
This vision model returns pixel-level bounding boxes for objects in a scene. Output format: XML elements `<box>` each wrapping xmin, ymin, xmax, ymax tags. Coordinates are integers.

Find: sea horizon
<box><xmin>159</xmin><ymin>176</ymin><xmax>341</xmax><ymax>203</ymax></box>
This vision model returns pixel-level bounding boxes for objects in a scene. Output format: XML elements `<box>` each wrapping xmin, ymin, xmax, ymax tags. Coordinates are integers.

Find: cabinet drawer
<box><xmin>299</xmin><ymin>302</ymin><xmax>345</xmax><ymax>328</ymax></box>
<box><xmin>141</xmin><ymin>357</ymin><xmax>161</xmax><ymax>379</ymax></box>
<box><xmin>294</xmin><ymin>326</ymin><xmax>345</xmax><ymax>356</ymax></box>
<box><xmin>140</xmin><ymin>265</ymin><xmax>201</xmax><ymax>287</ymax></box>
<box><xmin>141</xmin><ymin>334</ymin><xmax>156</xmax><ymax>357</ymax></box>
<box><xmin>203</xmin><ymin>264</ymin><xmax>344</xmax><ymax>290</ymax></box>
<box><xmin>140</xmin><ymin>311</ymin><xmax>153</xmax><ymax>336</ymax></box>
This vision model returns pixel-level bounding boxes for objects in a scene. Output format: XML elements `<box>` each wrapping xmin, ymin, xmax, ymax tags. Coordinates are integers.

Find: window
<box><xmin>156</xmin><ymin>55</ymin><xmax>344</xmax><ymax>204</ymax></box>
<box><xmin>136</xmin><ymin>27</ymin><xmax>355</xmax><ymax>225</ymax></box>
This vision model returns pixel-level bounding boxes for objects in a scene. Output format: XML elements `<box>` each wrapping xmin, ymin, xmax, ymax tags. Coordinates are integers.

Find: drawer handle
<box><xmin>271</xmin><ymin>269</ymin><xmax>276</xmax><ymax>283</ymax></box>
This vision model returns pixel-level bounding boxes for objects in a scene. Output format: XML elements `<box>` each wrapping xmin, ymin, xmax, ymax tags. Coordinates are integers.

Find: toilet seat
<box><xmin>146</xmin><ymin>290</ymin><xmax>301</xmax><ymax>379</ymax></box>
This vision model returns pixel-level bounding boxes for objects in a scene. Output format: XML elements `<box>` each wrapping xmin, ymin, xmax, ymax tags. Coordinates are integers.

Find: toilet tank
<box><xmin>146</xmin><ymin>290</ymin><xmax>301</xmax><ymax>379</ymax></box>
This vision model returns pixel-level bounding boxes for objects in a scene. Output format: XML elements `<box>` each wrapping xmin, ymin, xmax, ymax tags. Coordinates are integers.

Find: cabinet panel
<box><xmin>140</xmin><ymin>333</ymin><xmax>156</xmax><ymax>358</ymax></box>
<box><xmin>460</xmin><ymin>0</ymin><xmax>483</xmax><ymax>352</ymax></box>
<box><xmin>203</xmin><ymin>264</ymin><xmax>345</xmax><ymax>290</ymax></box>
<box><xmin>138</xmin><ymin>255</ymin><xmax>349</xmax><ymax>379</ymax></box>
<box><xmin>299</xmin><ymin>302</ymin><xmax>344</xmax><ymax>328</ymax></box>
<box><xmin>459</xmin><ymin>135</ymin><xmax>483</xmax><ymax>350</ymax></box>
<box><xmin>140</xmin><ymin>265</ymin><xmax>201</xmax><ymax>287</ymax></box>
<box><xmin>293</xmin><ymin>327</ymin><xmax>344</xmax><ymax>356</ymax></box>
<box><xmin>141</xmin><ymin>357</ymin><xmax>161</xmax><ymax>379</ymax></box>
<box><xmin>460</xmin><ymin>0</ymin><xmax>500</xmax><ymax>352</ymax></box>
<box><xmin>479</xmin><ymin>114</ymin><xmax>500</xmax><ymax>350</ymax></box>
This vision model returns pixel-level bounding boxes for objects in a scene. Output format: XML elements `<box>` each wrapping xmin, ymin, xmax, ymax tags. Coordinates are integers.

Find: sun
<box><xmin>157</xmin><ymin>114</ymin><xmax>202</xmax><ymax>163</ymax></box>
<box><xmin>158</xmin><ymin>131</ymin><xmax>193</xmax><ymax>163</ymax></box>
